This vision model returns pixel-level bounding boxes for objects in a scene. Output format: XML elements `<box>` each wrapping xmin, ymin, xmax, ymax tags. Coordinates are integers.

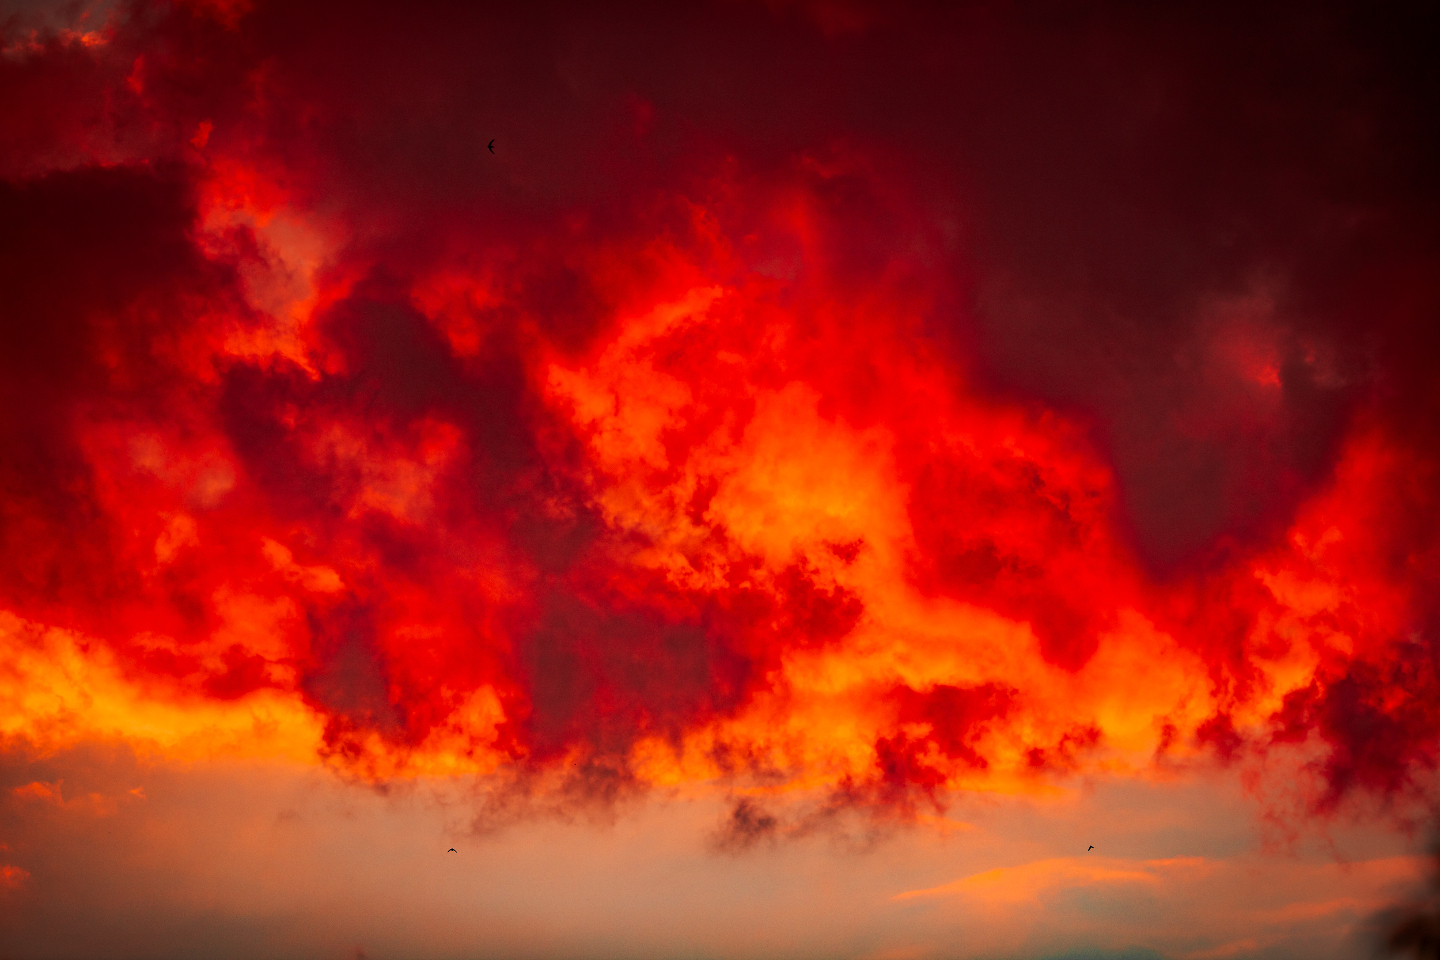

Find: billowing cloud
<box><xmin>1</xmin><ymin>0</ymin><xmax>1437</xmax><ymax>866</ymax></box>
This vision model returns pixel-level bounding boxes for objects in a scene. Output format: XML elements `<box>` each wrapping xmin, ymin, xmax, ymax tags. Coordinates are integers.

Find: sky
<box><xmin>1</xmin><ymin>1</ymin><xmax>1439</xmax><ymax>958</ymax></box>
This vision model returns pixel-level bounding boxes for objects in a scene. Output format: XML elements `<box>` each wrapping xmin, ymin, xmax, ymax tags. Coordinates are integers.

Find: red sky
<box><xmin>2</xmin><ymin>1</ymin><xmax>1439</xmax><ymax>958</ymax></box>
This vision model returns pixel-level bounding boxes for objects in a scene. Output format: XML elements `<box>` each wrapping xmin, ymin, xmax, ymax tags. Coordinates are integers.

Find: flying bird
<box><xmin>1088</xmin><ymin>845</ymin><xmax>1094</xmax><ymax>851</ymax></box>
<box><xmin>487</xmin><ymin>139</ymin><xmax>495</xmax><ymax>154</ymax></box>
<box><xmin>447</xmin><ymin>848</ymin><xmax>457</xmax><ymax>853</ymax></box>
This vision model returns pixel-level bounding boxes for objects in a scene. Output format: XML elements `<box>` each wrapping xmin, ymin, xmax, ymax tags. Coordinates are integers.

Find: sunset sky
<box><xmin>2</xmin><ymin>2</ymin><xmax>1439</xmax><ymax>958</ymax></box>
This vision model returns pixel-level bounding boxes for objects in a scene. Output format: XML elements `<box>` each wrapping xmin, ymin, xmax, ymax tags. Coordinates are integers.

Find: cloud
<box><xmin>893</xmin><ymin>855</ymin><xmax>1201</xmax><ymax>904</ymax></box>
<box><xmin>0</xmin><ymin>0</ymin><xmax>1437</xmax><ymax>828</ymax></box>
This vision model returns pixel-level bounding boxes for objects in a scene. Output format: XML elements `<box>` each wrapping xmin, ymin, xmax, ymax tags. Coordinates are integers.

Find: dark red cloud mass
<box><xmin>1</xmin><ymin>0</ymin><xmax>1438</xmax><ymax>824</ymax></box>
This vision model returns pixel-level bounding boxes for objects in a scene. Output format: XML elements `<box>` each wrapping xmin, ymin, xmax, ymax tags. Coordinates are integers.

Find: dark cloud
<box><xmin>942</xmin><ymin>2</ymin><xmax>1440</xmax><ymax>573</ymax></box>
<box><xmin>1271</xmin><ymin>645</ymin><xmax>1440</xmax><ymax>812</ymax></box>
<box><xmin>2</xmin><ymin>0</ymin><xmax>1439</xmax><ymax>818</ymax></box>
<box><xmin>711</xmin><ymin>797</ymin><xmax>780</xmax><ymax>852</ymax></box>
<box><xmin>0</xmin><ymin>164</ymin><xmax>235</xmax><ymax>634</ymax></box>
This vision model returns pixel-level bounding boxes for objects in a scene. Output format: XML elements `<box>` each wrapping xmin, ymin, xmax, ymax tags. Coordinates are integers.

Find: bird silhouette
<box><xmin>487</xmin><ymin>139</ymin><xmax>495</xmax><ymax>154</ymax></box>
<box><xmin>447</xmin><ymin>848</ymin><xmax>457</xmax><ymax>853</ymax></box>
<box><xmin>1088</xmin><ymin>845</ymin><xmax>1094</xmax><ymax>851</ymax></box>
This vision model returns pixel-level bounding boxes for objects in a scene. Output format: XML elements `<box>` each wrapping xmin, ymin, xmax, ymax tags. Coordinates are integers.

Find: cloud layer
<box><xmin>1</xmin><ymin>0</ymin><xmax>1438</xmax><ymax>841</ymax></box>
